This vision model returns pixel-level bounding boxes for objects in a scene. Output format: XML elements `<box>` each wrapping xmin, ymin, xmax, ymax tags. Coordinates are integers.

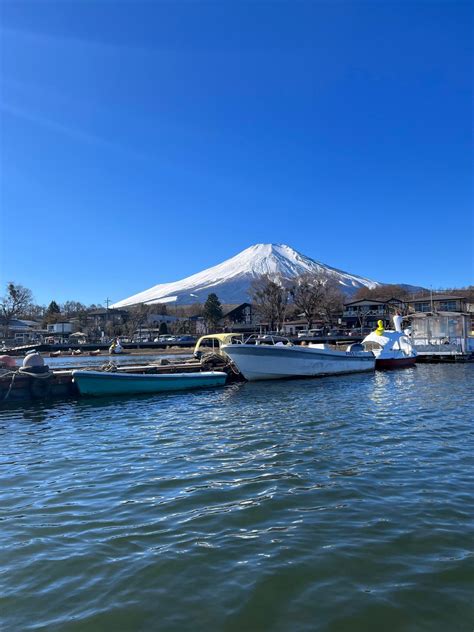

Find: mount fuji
<box><xmin>111</xmin><ymin>244</ymin><xmax>380</xmax><ymax>308</ymax></box>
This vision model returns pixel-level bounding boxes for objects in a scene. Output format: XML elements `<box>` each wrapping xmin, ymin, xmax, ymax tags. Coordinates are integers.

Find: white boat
<box><xmin>362</xmin><ymin>315</ymin><xmax>417</xmax><ymax>369</ymax></box>
<box><xmin>221</xmin><ymin>336</ymin><xmax>375</xmax><ymax>381</ymax></box>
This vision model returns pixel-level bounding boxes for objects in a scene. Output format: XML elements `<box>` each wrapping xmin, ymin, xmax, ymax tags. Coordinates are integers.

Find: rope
<box><xmin>1</xmin><ymin>367</ymin><xmax>53</xmax><ymax>402</ymax></box>
<box><xmin>1</xmin><ymin>371</ymin><xmax>18</xmax><ymax>402</ymax></box>
<box><xmin>100</xmin><ymin>361</ymin><xmax>118</xmax><ymax>372</ymax></box>
<box><xmin>227</xmin><ymin>361</ymin><xmax>242</xmax><ymax>376</ymax></box>
<box><xmin>18</xmin><ymin>368</ymin><xmax>53</xmax><ymax>379</ymax></box>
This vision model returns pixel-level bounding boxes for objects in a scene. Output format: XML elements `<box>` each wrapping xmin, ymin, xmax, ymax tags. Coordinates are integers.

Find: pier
<box><xmin>0</xmin><ymin>358</ymin><xmax>243</xmax><ymax>403</ymax></box>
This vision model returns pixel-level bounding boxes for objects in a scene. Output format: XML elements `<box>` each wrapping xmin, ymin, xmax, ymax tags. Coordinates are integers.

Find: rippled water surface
<box><xmin>1</xmin><ymin>365</ymin><xmax>473</xmax><ymax>631</ymax></box>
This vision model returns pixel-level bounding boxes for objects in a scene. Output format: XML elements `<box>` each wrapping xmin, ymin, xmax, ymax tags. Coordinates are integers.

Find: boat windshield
<box><xmin>363</xmin><ymin>341</ymin><xmax>383</xmax><ymax>351</ymax></box>
<box><xmin>194</xmin><ymin>334</ymin><xmax>243</xmax><ymax>357</ymax></box>
<box><xmin>244</xmin><ymin>334</ymin><xmax>293</xmax><ymax>346</ymax></box>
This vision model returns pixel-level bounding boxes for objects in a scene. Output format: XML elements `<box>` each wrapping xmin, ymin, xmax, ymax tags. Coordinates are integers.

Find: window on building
<box><xmin>414</xmin><ymin>302</ymin><xmax>430</xmax><ymax>312</ymax></box>
<box><xmin>438</xmin><ymin>301</ymin><xmax>457</xmax><ymax>312</ymax></box>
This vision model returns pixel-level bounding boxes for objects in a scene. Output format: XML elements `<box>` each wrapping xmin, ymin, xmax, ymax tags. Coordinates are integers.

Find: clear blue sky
<box><xmin>0</xmin><ymin>0</ymin><xmax>472</xmax><ymax>306</ymax></box>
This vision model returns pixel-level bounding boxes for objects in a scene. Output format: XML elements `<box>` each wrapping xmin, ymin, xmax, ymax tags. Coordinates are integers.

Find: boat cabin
<box><xmin>193</xmin><ymin>333</ymin><xmax>244</xmax><ymax>358</ymax></box>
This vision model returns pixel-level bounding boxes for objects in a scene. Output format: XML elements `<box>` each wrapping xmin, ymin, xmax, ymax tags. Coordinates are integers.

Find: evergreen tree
<box><xmin>46</xmin><ymin>300</ymin><xmax>61</xmax><ymax>316</ymax></box>
<box><xmin>203</xmin><ymin>293</ymin><xmax>223</xmax><ymax>332</ymax></box>
<box><xmin>44</xmin><ymin>300</ymin><xmax>61</xmax><ymax>324</ymax></box>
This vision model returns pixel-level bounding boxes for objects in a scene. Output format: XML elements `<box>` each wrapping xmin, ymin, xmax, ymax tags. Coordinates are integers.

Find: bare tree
<box><xmin>23</xmin><ymin>303</ymin><xmax>46</xmax><ymax>321</ymax></box>
<box><xmin>0</xmin><ymin>282</ymin><xmax>34</xmax><ymax>339</ymax></box>
<box><xmin>319</xmin><ymin>278</ymin><xmax>344</xmax><ymax>326</ymax></box>
<box><xmin>356</xmin><ymin>308</ymin><xmax>376</xmax><ymax>332</ymax></box>
<box><xmin>291</xmin><ymin>273</ymin><xmax>344</xmax><ymax>329</ymax></box>
<box><xmin>251</xmin><ymin>275</ymin><xmax>289</xmax><ymax>332</ymax></box>
<box><xmin>290</xmin><ymin>273</ymin><xmax>327</xmax><ymax>329</ymax></box>
<box><xmin>62</xmin><ymin>301</ymin><xmax>87</xmax><ymax>317</ymax></box>
<box><xmin>124</xmin><ymin>304</ymin><xmax>150</xmax><ymax>341</ymax></box>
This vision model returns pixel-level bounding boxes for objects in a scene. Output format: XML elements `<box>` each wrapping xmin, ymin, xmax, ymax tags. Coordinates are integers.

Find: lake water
<box><xmin>1</xmin><ymin>364</ymin><xmax>473</xmax><ymax>631</ymax></box>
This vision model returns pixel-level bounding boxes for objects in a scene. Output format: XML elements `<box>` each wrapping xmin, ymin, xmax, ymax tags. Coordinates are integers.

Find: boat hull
<box><xmin>72</xmin><ymin>370</ymin><xmax>227</xmax><ymax>396</ymax></box>
<box><xmin>376</xmin><ymin>356</ymin><xmax>417</xmax><ymax>370</ymax></box>
<box><xmin>221</xmin><ymin>344</ymin><xmax>375</xmax><ymax>381</ymax></box>
<box><xmin>362</xmin><ymin>330</ymin><xmax>417</xmax><ymax>370</ymax></box>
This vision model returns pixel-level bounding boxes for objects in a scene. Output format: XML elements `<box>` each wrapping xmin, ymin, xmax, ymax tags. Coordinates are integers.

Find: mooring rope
<box><xmin>1</xmin><ymin>368</ymin><xmax>54</xmax><ymax>403</ymax></box>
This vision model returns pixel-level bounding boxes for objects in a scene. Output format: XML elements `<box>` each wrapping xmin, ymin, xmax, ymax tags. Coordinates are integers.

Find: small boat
<box><xmin>89</xmin><ymin>349</ymin><xmax>101</xmax><ymax>356</ymax></box>
<box><xmin>221</xmin><ymin>335</ymin><xmax>375</xmax><ymax>381</ymax></box>
<box><xmin>49</xmin><ymin>350</ymin><xmax>62</xmax><ymax>357</ymax></box>
<box><xmin>72</xmin><ymin>349</ymin><xmax>82</xmax><ymax>356</ymax></box>
<box><xmin>362</xmin><ymin>316</ymin><xmax>417</xmax><ymax>369</ymax></box>
<box><xmin>72</xmin><ymin>370</ymin><xmax>228</xmax><ymax>396</ymax></box>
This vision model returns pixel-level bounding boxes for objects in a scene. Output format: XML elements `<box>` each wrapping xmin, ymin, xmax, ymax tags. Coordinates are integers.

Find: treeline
<box><xmin>353</xmin><ymin>284</ymin><xmax>474</xmax><ymax>302</ymax></box>
<box><xmin>250</xmin><ymin>273</ymin><xmax>344</xmax><ymax>331</ymax></box>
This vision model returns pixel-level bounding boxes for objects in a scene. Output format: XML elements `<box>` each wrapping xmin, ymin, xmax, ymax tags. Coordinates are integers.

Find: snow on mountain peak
<box><xmin>111</xmin><ymin>243</ymin><xmax>379</xmax><ymax>308</ymax></box>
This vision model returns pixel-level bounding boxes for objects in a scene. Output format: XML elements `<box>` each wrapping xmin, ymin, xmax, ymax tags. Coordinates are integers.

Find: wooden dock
<box><xmin>0</xmin><ymin>360</ymin><xmax>239</xmax><ymax>404</ymax></box>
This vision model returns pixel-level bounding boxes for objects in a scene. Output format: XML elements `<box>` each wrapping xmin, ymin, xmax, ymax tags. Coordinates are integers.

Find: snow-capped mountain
<box><xmin>111</xmin><ymin>243</ymin><xmax>380</xmax><ymax>307</ymax></box>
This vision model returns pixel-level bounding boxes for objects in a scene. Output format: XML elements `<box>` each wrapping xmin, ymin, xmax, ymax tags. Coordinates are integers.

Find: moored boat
<box><xmin>362</xmin><ymin>316</ymin><xmax>417</xmax><ymax>369</ymax></box>
<box><xmin>72</xmin><ymin>370</ymin><xmax>228</xmax><ymax>396</ymax></box>
<box><xmin>89</xmin><ymin>349</ymin><xmax>101</xmax><ymax>356</ymax></box>
<box><xmin>221</xmin><ymin>336</ymin><xmax>375</xmax><ymax>381</ymax></box>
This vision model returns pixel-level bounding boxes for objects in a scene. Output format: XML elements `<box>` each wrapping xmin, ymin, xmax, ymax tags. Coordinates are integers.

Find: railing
<box><xmin>412</xmin><ymin>336</ymin><xmax>466</xmax><ymax>354</ymax></box>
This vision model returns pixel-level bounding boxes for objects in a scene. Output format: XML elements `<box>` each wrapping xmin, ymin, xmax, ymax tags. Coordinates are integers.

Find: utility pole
<box><xmin>105</xmin><ymin>298</ymin><xmax>111</xmax><ymax>337</ymax></box>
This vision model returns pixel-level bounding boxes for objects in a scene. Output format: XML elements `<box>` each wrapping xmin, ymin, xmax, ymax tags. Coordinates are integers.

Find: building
<box><xmin>88</xmin><ymin>308</ymin><xmax>129</xmax><ymax>329</ymax></box>
<box><xmin>46</xmin><ymin>322</ymin><xmax>73</xmax><ymax>335</ymax></box>
<box><xmin>407</xmin><ymin>294</ymin><xmax>468</xmax><ymax>314</ymax></box>
<box><xmin>407</xmin><ymin>294</ymin><xmax>473</xmax><ymax>358</ymax></box>
<box><xmin>1</xmin><ymin>319</ymin><xmax>44</xmax><ymax>344</ymax></box>
<box><xmin>45</xmin><ymin>321</ymin><xmax>74</xmax><ymax>343</ymax></box>
<box><xmin>132</xmin><ymin>314</ymin><xmax>190</xmax><ymax>340</ymax></box>
<box><xmin>221</xmin><ymin>303</ymin><xmax>254</xmax><ymax>331</ymax></box>
<box><xmin>410</xmin><ymin>312</ymin><xmax>473</xmax><ymax>357</ymax></box>
<box><xmin>342</xmin><ymin>298</ymin><xmax>405</xmax><ymax>330</ymax></box>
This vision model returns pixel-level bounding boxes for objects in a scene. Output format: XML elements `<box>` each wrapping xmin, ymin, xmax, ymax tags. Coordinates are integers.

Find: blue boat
<box><xmin>72</xmin><ymin>370</ymin><xmax>227</xmax><ymax>397</ymax></box>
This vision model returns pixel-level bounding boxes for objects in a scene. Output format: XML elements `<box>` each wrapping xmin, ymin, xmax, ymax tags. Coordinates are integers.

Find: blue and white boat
<box><xmin>72</xmin><ymin>370</ymin><xmax>227</xmax><ymax>397</ymax></box>
<box><xmin>221</xmin><ymin>336</ymin><xmax>375</xmax><ymax>381</ymax></box>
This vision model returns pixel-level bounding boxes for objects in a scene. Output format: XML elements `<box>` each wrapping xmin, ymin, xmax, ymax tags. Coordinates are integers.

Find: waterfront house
<box><xmin>1</xmin><ymin>319</ymin><xmax>44</xmax><ymax>344</ymax></box>
<box><xmin>410</xmin><ymin>312</ymin><xmax>473</xmax><ymax>357</ymax></box>
<box><xmin>407</xmin><ymin>293</ymin><xmax>473</xmax><ymax>358</ymax></box>
<box><xmin>342</xmin><ymin>298</ymin><xmax>405</xmax><ymax>330</ymax></box>
<box><xmin>406</xmin><ymin>294</ymin><xmax>468</xmax><ymax>314</ymax></box>
<box><xmin>47</xmin><ymin>321</ymin><xmax>73</xmax><ymax>335</ymax></box>
<box><xmin>221</xmin><ymin>303</ymin><xmax>254</xmax><ymax>330</ymax></box>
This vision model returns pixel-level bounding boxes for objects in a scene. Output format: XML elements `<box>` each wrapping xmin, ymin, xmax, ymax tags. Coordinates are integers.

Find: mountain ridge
<box><xmin>111</xmin><ymin>244</ymin><xmax>381</xmax><ymax>308</ymax></box>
